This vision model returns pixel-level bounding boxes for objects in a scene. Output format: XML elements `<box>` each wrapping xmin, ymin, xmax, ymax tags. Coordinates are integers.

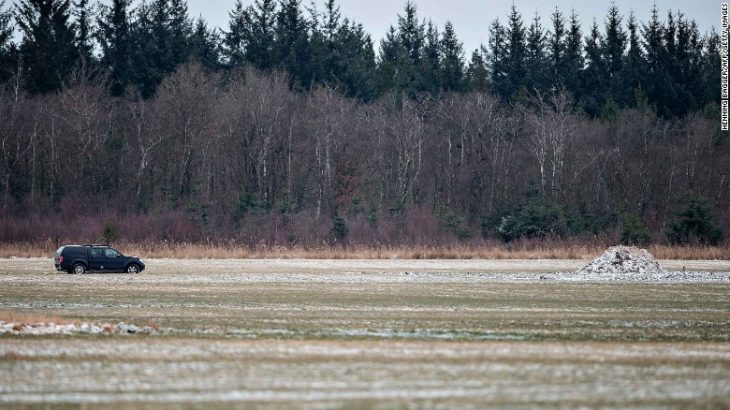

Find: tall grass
<box><xmin>1</xmin><ymin>240</ymin><xmax>729</xmax><ymax>260</ymax></box>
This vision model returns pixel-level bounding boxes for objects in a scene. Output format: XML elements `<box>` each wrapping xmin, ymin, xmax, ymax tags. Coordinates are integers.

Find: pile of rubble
<box><xmin>0</xmin><ymin>321</ymin><xmax>170</xmax><ymax>335</ymax></box>
<box><xmin>577</xmin><ymin>246</ymin><xmax>666</xmax><ymax>276</ymax></box>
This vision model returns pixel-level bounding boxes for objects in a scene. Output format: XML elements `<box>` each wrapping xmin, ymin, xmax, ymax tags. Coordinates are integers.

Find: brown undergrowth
<box><xmin>1</xmin><ymin>241</ymin><xmax>729</xmax><ymax>260</ymax></box>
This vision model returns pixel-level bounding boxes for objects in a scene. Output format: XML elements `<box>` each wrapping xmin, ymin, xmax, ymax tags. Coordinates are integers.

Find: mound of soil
<box><xmin>578</xmin><ymin>246</ymin><xmax>666</xmax><ymax>275</ymax></box>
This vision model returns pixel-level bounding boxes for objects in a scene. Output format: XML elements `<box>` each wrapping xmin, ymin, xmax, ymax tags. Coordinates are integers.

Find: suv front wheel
<box><xmin>126</xmin><ymin>264</ymin><xmax>140</xmax><ymax>274</ymax></box>
<box><xmin>72</xmin><ymin>263</ymin><xmax>86</xmax><ymax>274</ymax></box>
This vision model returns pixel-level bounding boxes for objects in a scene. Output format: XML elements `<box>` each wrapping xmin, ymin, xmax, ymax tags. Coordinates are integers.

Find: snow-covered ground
<box><xmin>1</xmin><ymin>257</ymin><xmax>728</xmax><ymax>407</ymax></box>
<box><xmin>1</xmin><ymin>257</ymin><xmax>729</xmax><ymax>282</ymax></box>
<box><xmin>1</xmin><ymin>339</ymin><xmax>728</xmax><ymax>407</ymax></box>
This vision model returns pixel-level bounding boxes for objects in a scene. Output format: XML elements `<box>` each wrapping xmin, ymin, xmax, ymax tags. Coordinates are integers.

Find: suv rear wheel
<box><xmin>126</xmin><ymin>264</ymin><xmax>140</xmax><ymax>274</ymax></box>
<box><xmin>72</xmin><ymin>263</ymin><xmax>86</xmax><ymax>274</ymax></box>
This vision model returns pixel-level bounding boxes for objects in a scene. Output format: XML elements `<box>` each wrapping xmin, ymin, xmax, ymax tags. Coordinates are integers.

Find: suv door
<box><xmin>88</xmin><ymin>248</ymin><xmax>104</xmax><ymax>271</ymax></box>
<box><xmin>103</xmin><ymin>248</ymin><xmax>125</xmax><ymax>271</ymax></box>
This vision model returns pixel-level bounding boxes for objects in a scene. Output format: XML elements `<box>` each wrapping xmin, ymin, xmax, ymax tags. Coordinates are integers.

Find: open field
<box><xmin>1</xmin><ymin>258</ymin><xmax>729</xmax><ymax>408</ymax></box>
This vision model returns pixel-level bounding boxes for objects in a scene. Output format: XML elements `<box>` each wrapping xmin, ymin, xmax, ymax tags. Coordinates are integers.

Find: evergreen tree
<box><xmin>396</xmin><ymin>1</ymin><xmax>425</xmax><ymax>94</ymax></box>
<box><xmin>582</xmin><ymin>20</ymin><xmax>607</xmax><ymax>116</ymax></box>
<box><xmin>16</xmin><ymin>0</ymin><xmax>78</xmax><ymax>93</ymax></box>
<box><xmin>420</xmin><ymin>20</ymin><xmax>440</xmax><ymax>93</ymax></box>
<box><xmin>190</xmin><ymin>17</ymin><xmax>220</xmax><ymax>69</ymax></box>
<box><xmin>376</xmin><ymin>25</ymin><xmax>402</xmax><ymax>93</ymax></box>
<box><xmin>0</xmin><ymin>1</ymin><xmax>16</xmax><ymax>83</ymax></box>
<box><xmin>168</xmin><ymin>0</ymin><xmax>193</xmax><ymax>67</ymax></box>
<box><xmin>465</xmin><ymin>47</ymin><xmax>488</xmax><ymax>91</ymax></box>
<box><xmin>274</xmin><ymin>0</ymin><xmax>311</xmax><ymax>87</ymax></box>
<box><xmin>603</xmin><ymin>5</ymin><xmax>625</xmax><ymax>78</ymax></box>
<box><xmin>701</xmin><ymin>28</ymin><xmax>720</xmax><ymax>106</ymax></box>
<box><xmin>246</xmin><ymin>0</ymin><xmax>276</xmax><ymax>70</ymax></box>
<box><xmin>622</xmin><ymin>12</ymin><xmax>645</xmax><ymax>105</ymax></box>
<box><xmin>73</xmin><ymin>0</ymin><xmax>93</xmax><ymax>64</ymax></box>
<box><xmin>335</xmin><ymin>20</ymin><xmax>376</xmax><ymax>100</ymax></box>
<box><xmin>525</xmin><ymin>13</ymin><xmax>548</xmax><ymax>93</ymax></box>
<box><xmin>603</xmin><ymin>4</ymin><xmax>626</xmax><ymax>103</ymax></box>
<box><xmin>439</xmin><ymin>21</ymin><xmax>464</xmax><ymax>92</ymax></box>
<box><xmin>317</xmin><ymin>0</ymin><xmax>340</xmax><ymax>82</ymax></box>
<box><xmin>642</xmin><ymin>3</ymin><xmax>664</xmax><ymax>110</ymax></box>
<box><xmin>563</xmin><ymin>10</ymin><xmax>583</xmax><ymax>95</ymax></box>
<box><xmin>548</xmin><ymin>7</ymin><xmax>565</xmax><ymax>90</ymax></box>
<box><xmin>504</xmin><ymin>5</ymin><xmax>526</xmax><ymax>98</ymax></box>
<box><xmin>488</xmin><ymin>19</ymin><xmax>507</xmax><ymax>98</ymax></box>
<box><xmin>97</xmin><ymin>0</ymin><xmax>130</xmax><ymax>95</ymax></box>
<box><xmin>222</xmin><ymin>0</ymin><xmax>250</xmax><ymax>68</ymax></box>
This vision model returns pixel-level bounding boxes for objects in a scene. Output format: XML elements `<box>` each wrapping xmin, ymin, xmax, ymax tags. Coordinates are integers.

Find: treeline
<box><xmin>0</xmin><ymin>0</ymin><xmax>727</xmax><ymax>246</ymax></box>
<box><xmin>0</xmin><ymin>0</ymin><xmax>721</xmax><ymax>114</ymax></box>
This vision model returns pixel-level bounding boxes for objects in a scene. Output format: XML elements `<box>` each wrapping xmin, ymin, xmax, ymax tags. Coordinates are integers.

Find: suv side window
<box><xmin>104</xmin><ymin>248</ymin><xmax>120</xmax><ymax>258</ymax></box>
<box><xmin>89</xmin><ymin>248</ymin><xmax>102</xmax><ymax>258</ymax></box>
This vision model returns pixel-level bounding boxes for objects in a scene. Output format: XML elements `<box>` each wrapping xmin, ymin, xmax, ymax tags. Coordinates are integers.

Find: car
<box><xmin>54</xmin><ymin>244</ymin><xmax>145</xmax><ymax>274</ymax></box>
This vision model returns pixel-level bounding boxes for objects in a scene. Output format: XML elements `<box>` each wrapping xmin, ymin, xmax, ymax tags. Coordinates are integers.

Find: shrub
<box><xmin>620</xmin><ymin>213</ymin><xmax>652</xmax><ymax>245</ymax></box>
<box><xmin>437</xmin><ymin>207</ymin><xmax>471</xmax><ymax>240</ymax></box>
<box><xmin>497</xmin><ymin>198</ymin><xmax>567</xmax><ymax>242</ymax></box>
<box><xmin>668</xmin><ymin>198</ymin><xmax>723</xmax><ymax>245</ymax></box>
<box><xmin>102</xmin><ymin>222</ymin><xmax>119</xmax><ymax>244</ymax></box>
<box><xmin>332</xmin><ymin>215</ymin><xmax>349</xmax><ymax>242</ymax></box>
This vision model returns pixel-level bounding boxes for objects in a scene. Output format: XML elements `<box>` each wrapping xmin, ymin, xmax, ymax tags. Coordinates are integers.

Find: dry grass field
<box><xmin>0</xmin><ymin>258</ymin><xmax>729</xmax><ymax>408</ymax></box>
<box><xmin>3</xmin><ymin>242</ymin><xmax>730</xmax><ymax>260</ymax></box>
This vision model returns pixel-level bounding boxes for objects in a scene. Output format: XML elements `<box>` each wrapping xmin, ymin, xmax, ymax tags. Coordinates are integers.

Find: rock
<box><xmin>578</xmin><ymin>246</ymin><xmax>665</xmax><ymax>275</ymax></box>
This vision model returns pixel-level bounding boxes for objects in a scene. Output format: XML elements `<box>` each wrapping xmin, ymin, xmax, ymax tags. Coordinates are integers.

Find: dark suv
<box><xmin>55</xmin><ymin>245</ymin><xmax>145</xmax><ymax>274</ymax></box>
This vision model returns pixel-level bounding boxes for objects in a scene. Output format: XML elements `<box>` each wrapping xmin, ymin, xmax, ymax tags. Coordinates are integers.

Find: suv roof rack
<box><xmin>82</xmin><ymin>243</ymin><xmax>109</xmax><ymax>247</ymax></box>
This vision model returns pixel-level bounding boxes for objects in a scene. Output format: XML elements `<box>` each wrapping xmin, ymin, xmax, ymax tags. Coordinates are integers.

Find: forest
<box><xmin>0</xmin><ymin>0</ymin><xmax>727</xmax><ymax>249</ymax></box>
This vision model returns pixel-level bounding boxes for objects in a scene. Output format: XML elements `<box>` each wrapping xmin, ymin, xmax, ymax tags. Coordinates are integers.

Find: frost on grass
<box><xmin>578</xmin><ymin>246</ymin><xmax>666</xmax><ymax>275</ymax></box>
<box><xmin>0</xmin><ymin>321</ymin><xmax>170</xmax><ymax>336</ymax></box>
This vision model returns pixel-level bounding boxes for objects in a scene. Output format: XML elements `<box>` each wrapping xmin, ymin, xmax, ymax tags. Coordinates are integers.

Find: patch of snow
<box><xmin>0</xmin><ymin>321</ymin><xmax>171</xmax><ymax>336</ymax></box>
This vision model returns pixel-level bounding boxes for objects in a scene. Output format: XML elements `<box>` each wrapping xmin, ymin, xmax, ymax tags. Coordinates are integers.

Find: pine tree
<box><xmin>420</xmin><ymin>20</ymin><xmax>440</xmax><ymax>93</ymax></box>
<box><xmin>336</xmin><ymin>21</ymin><xmax>377</xmax><ymax>100</ymax></box>
<box><xmin>525</xmin><ymin>13</ymin><xmax>548</xmax><ymax>93</ymax></box>
<box><xmin>582</xmin><ymin>20</ymin><xmax>607</xmax><ymax>116</ymax></box>
<box><xmin>274</xmin><ymin>0</ymin><xmax>311</xmax><ymax>87</ymax></box>
<box><xmin>97</xmin><ymin>0</ymin><xmax>130</xmax><ymax>95</ymax></box>
<box><xmin>603</xmin><ymin>4</ymin><xmax>626</xmax><ymax>103</ymax></box>
<box><xmin>701</xmin><ymin>28</ymin><xmax>720</xmax><ymax>106</ymax></box>
<box><xmin>439</xmin><ymin>21</ymin><xmax>464</xmax><ymax>92</ymax></box>
<box><xmin>73</xmin><ymin>0</ymin><xmax>93</xmax><ymax>64</ymax></box>
<box><xmin>642</xmin><ymin>3</ymin><xmax>664</xmax><ymax>108</ymax></box>
<box><xmin>548</xmin><ymin>7</ymin><xmax>565</xmax><ymax>90</ymax></box>
<box><xmin>16</xmin><ymin>0</ymin><xmax>78</xmax><ymax>93</ymax></box>
<box><xmin>504</xmin><ymin>5</ymin><xmax>526</xmax><ymax>98</ymax></box>
<box><xmin>623</xmin><ymin>12</ymin><xmax>644</xmax><ymax>106</ymax></box>
<box><xmin>0</xmin><ymin>1</ymin><xmax>16</xmax><ymax>83</ymax></box>
<box><xmin>168</xmin><ymin>0</ymin><xmax>193</xmax><ymax>67</ymax></box>
<box><xmin>564</xmin><ymin>10</ymin><xmax>583</xmax><ymax>95</ymax></box>
<box><xmin>603</xmin><ymin>5</ymin><xmax>625</xmax><ymax>78</ymax></box>
<box><xmin>465</xmin><ymin>47</ymin><xmax>488</xmax><ymax>91</ymax></box>
<box><xmin>247</xmin><ymin>0</ymin><xmax>276</xmax><ymax>70</ymax></box>
<box><xmin>396</xmin><ymin>1</ymin><xmax>425</xmax><ymax>94</ymax></box>
<box><xmin>376</xmin><ymin>25</ymin><xmax>402</xmax><ymax>93</ymax></box>
<box><xmin>222</xmin><ymin>0</ymin><xmax>250</xmax><ymax>68</ymax></box>
<box><xmin>191</xmin><ymin>17</ymin><xmax>220</xmax><ymax>69</ymax></box>
<box><xmin>488</xmin><ymin>19</ymin><xmax>507</xmax><ymax>98</ymax></box>
<box><xmin>318</xmin><ymin>0</ymin><xmax>340</xmax><ymax>82</ymax></box>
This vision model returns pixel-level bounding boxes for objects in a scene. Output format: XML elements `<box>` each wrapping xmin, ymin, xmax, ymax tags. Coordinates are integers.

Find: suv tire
<box><xmin>126</xmin><ymin>264</ymin><xmax>140</xmax><ymax>274</ymax></box>
<box><xmin>72</xmin><ymin>263</ymin><xmax>86</xmax><ymax>274</ymax></box>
